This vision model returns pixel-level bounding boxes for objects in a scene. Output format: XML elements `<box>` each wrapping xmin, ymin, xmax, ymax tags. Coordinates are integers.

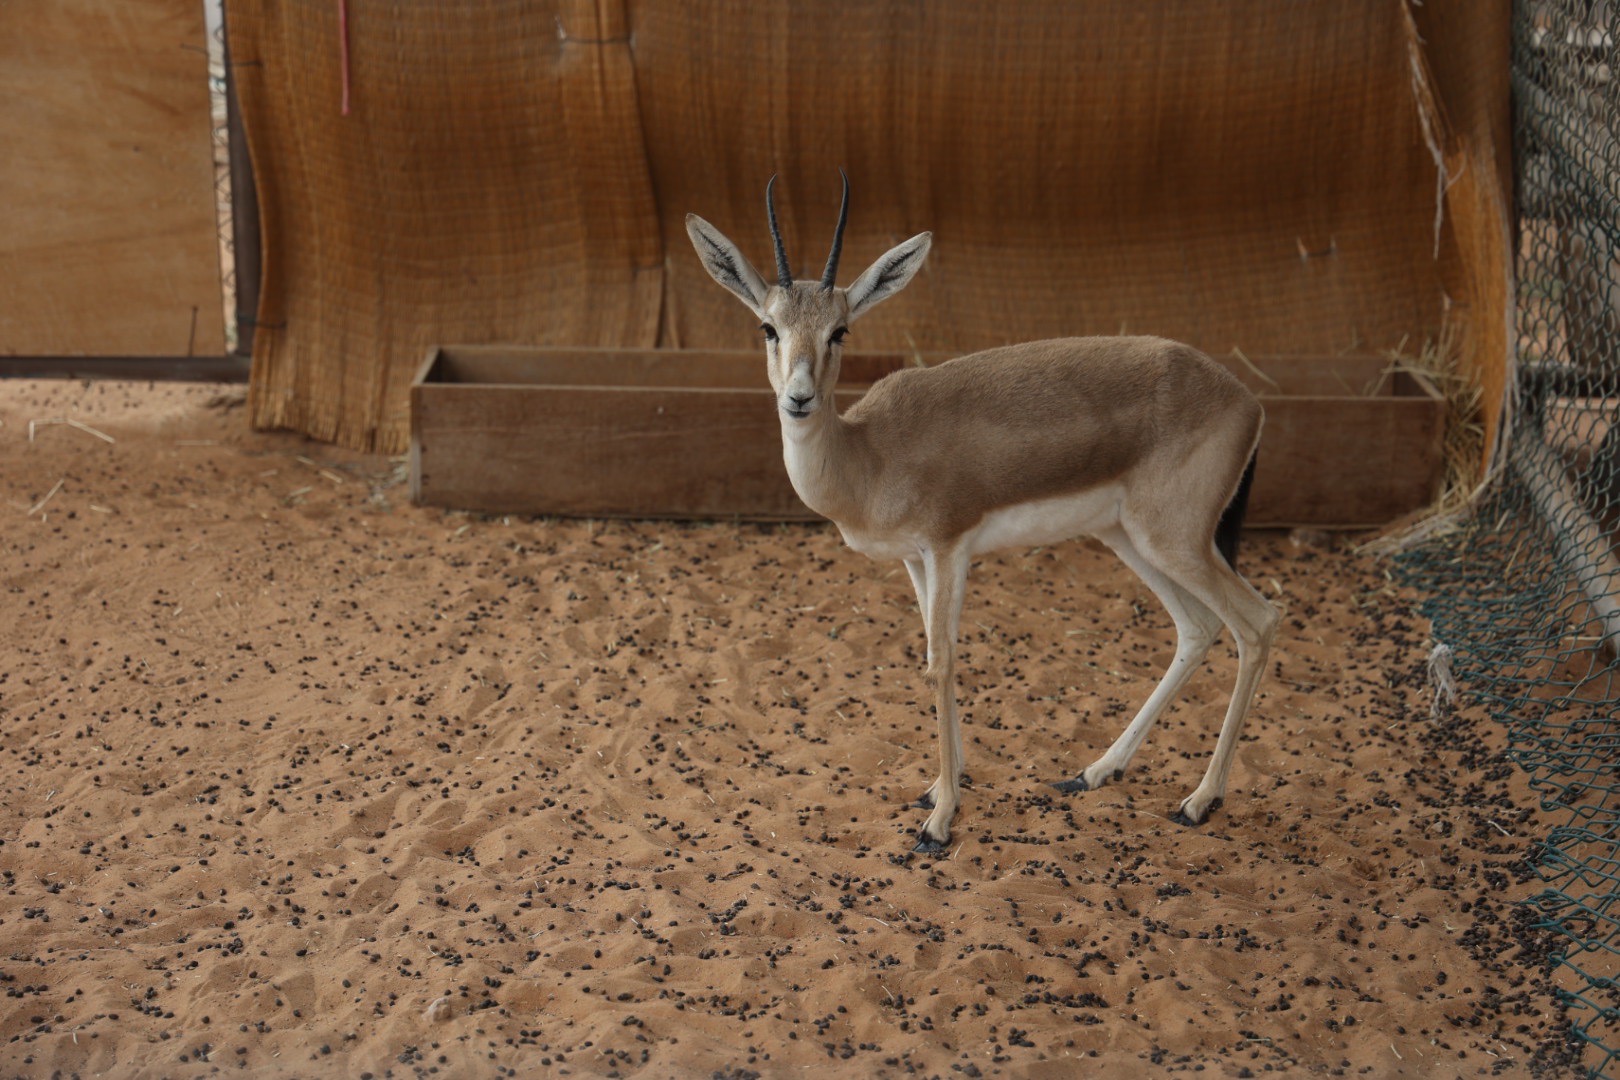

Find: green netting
<box><xmin>1397</xmin><ymin>3</ymin><xmax>1620</xmax><ymax>1073</ymax></box>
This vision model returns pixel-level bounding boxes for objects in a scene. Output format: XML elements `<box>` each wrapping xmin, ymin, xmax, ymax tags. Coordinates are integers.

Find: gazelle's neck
<box><xmin>780</xmin><ymin>404</ymin><xmax>865</xmax><ymax>525</ymax></box>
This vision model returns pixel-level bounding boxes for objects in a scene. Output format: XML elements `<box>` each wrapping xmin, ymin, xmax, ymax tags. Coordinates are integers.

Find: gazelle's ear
<box><xmin>686</xmin><ymin>214</ymin><xmax>770</xmax><ymax>316</ymax></box>
<box><xmin>845</xmin><ymin>232</ymin><xmax>931</xmax><ymax>322</ymax></box>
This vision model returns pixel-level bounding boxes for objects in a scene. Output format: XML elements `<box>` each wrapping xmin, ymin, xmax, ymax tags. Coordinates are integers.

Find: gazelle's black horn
<box><xmin>766</xmin><ymin>175</ymin><xmax>792</xmax><ymax>287</ymax></box>
<box><xmin>821</xmin><ymin>168</ymin><xmax>849</xmax><ymax>290</ymax></box>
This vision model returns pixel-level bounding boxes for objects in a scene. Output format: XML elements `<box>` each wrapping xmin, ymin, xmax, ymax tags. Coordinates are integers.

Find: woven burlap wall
<box><xmin>233</xmin><ymin>0</ymin><xmax>1509</xmax><ymax>455</ymax></box>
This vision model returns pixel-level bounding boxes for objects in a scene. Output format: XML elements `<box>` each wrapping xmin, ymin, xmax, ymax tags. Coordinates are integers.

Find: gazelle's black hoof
<box><xmin>912</xmin><ymin>791</ymin><xmax>935</xmax><ymax>810</ymax></box>
<box><xmin>1050</xmin><ymin>775</ymin><xmax>1092</xmax><ymax>795</ymax></box>
<box><xmin>1170</xmin><ymin>797</ymin><xmax>1223</xmax><ymax>828</ymax></box>
<box><xmin>911</xmin><ymin>832</ymin><xmax>948</xmax><ymax>855</ymax></box>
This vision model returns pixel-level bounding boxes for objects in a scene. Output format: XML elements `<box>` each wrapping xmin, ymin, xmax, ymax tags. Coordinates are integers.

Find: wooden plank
<box><xmin>411</xmin><ymin>347</ymin><xmax>1447</xmax><ymax>526</ymax></box>
<box><xmin>1225</xmin><ymin>355</ymin><xmax>1415</xmax><ymax>397</ymax></box>
<box><xmin>435</xmin><ymin>347</ymin><xmax>909</xmax><ymax>389</ymax></box>
<box><xmin>1251</xmin><ymin>393</ymin><xmax>1444</xmax><ymax>527</ymax></box>
<box><xmin>438</xmin><ymin>347</ymin><xmax>1424</xmax><ymax>398</ymax></box>
<box><xmin>414</xmin><ymin>379</ymin><xmax>868</xmax><ymax>519</ymax></box>
<box><xmin>438</xmin><ymin>349</ymin><xmax>769</xmax><ymax>390</ymax></box>
<box><xmin>0</xmin><ymin>356</ymin><xmax>249</xmax><ymax>382</ymax></box>
<box><xmin>415</xmin><ymin>384</ymin><xmax>787</xmax><ymax>519</ymax></box>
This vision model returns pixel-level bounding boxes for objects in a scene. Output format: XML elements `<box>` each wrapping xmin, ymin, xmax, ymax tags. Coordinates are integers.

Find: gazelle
<box><xmin>686</xmin><ymin>175</ymin><xmax>1278</xmax><ymax>853</ymax></box>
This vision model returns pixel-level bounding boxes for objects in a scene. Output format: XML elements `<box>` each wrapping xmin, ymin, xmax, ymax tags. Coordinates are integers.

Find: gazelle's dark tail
<box><xmin>1215</xmin><ymin>451</ymin><xmax>1258</xmax><ymax>571</ymax></box>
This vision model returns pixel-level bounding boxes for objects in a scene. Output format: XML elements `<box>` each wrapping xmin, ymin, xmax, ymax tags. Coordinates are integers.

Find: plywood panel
<box><xmin>0</xmin><ymin>0</ymin><xmax>225</xmax><ymax>356</ymax></box>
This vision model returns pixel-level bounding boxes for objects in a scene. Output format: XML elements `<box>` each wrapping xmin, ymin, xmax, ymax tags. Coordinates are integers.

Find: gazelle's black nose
<box><xmin>789</xmin><ymin>391</ymin><xmax>813</xmax><ymax>408</ymax></box>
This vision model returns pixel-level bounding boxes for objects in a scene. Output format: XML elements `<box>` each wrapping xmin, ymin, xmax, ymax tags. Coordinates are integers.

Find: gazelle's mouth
<box><xmin>781</xmin><ymin>398</ymin><xmax>817</xmax><ymax>419</ymax></box>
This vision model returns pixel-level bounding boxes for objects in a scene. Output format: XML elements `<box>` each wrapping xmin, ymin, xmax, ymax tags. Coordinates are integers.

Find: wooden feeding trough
<box><xmin>410</xmin><ymin>347</ymin><xmax>1444</xmax><ymax>527</ymax></box>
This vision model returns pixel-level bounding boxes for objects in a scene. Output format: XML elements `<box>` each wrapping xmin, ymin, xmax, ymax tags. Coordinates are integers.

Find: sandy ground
<box><xmin>0</xmin><ymin>379</ymin><xmax>1587</xmax><ymax>1078</ymax></box>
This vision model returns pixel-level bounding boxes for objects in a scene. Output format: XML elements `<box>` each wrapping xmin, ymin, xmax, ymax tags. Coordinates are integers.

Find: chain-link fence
<box><xmin>1398</xmin><ymin>2</ymin><xmax>1620</xmax><ymax>1073</ymax></box>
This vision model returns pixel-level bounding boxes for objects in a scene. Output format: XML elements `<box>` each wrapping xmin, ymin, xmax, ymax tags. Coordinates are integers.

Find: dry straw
<box><xmin>1359</xmin><ymin>325</ymin><xmax>1489</xmax><ymax>555</ymax></box>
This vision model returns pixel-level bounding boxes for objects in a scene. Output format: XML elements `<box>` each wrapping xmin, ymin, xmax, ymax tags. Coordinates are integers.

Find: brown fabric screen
<box><xmin>234</xmin><ymin>0</ymin><xmax>662</xmax><ymax>449</ymax></box>
<box><xmin>234</xmin><ymin>0</ymin><xmax>1509</xmax><ymax>455</ymax></box>
<box><xmin>0</xmin><ymin>0</ymin><xmax>224</xmax><ymax>356</ymax></box>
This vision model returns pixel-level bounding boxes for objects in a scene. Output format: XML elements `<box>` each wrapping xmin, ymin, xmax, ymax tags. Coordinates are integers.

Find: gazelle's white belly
<box><xmin>968</xmin><ymin>485</ymin><xmax>1123</xmax><ymax>556</ymax></box>
<box><xmin>834</xmin><ymin>485</ymin><xmax>1124</xmax><ymax>563</ymax></box>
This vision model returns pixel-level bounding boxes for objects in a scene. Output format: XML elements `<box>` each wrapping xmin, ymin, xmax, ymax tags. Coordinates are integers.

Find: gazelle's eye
<box><xmin>760</xmin><ymin>324</ymin><xmax>778</xmax><ymax>343</ymax></box>
<box><xmin>830</xmin><ymin>327</ymin><xmax>849</xmax><ymax>346</ymax></box>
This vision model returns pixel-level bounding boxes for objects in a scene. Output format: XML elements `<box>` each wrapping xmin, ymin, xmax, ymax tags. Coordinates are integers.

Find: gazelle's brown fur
<box><xmin>687</xmin><ymin>177</ymin><xmax>1278</xmax><ymax>852</ymax></box>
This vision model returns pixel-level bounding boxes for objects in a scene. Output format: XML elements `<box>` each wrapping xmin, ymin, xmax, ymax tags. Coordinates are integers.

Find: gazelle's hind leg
<box><xmin>914</xmin><ymin>544</ymin><xmax>970</xmax><ymax>852</ymax></box>
<box><xmin>1052</xmin><ymin>526</ymin><xmax>1224</xmax><ymax>794</ymax></box>
<box><xmin>1130</xmin><ymin>526</ymin><xmax>1278</xmax><ymax>825</ymax></box>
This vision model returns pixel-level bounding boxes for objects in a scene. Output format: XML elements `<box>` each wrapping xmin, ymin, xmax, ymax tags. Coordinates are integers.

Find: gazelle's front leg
<box><xmin>904</xmin><ymin>556</ymin><xmax>958</xmax><ymax>812</ymax></box>
<box><xmin>914</xmin><ymin>545</ymin><xmax>970</xmax><ymax>853</ymax></box>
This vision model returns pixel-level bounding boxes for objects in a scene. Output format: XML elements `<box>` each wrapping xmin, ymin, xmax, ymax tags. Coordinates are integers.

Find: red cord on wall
<box><xmin>338</xmin><ymin>0</ymin><xmax>352</xmax><ymax>115</ymax></box>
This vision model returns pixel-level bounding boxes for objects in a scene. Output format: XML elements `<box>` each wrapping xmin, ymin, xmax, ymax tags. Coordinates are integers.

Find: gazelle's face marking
<box><xmin>761</xmin><ymin>283</ymin><xmax>851</xmax><ymax>421</ymax></box>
